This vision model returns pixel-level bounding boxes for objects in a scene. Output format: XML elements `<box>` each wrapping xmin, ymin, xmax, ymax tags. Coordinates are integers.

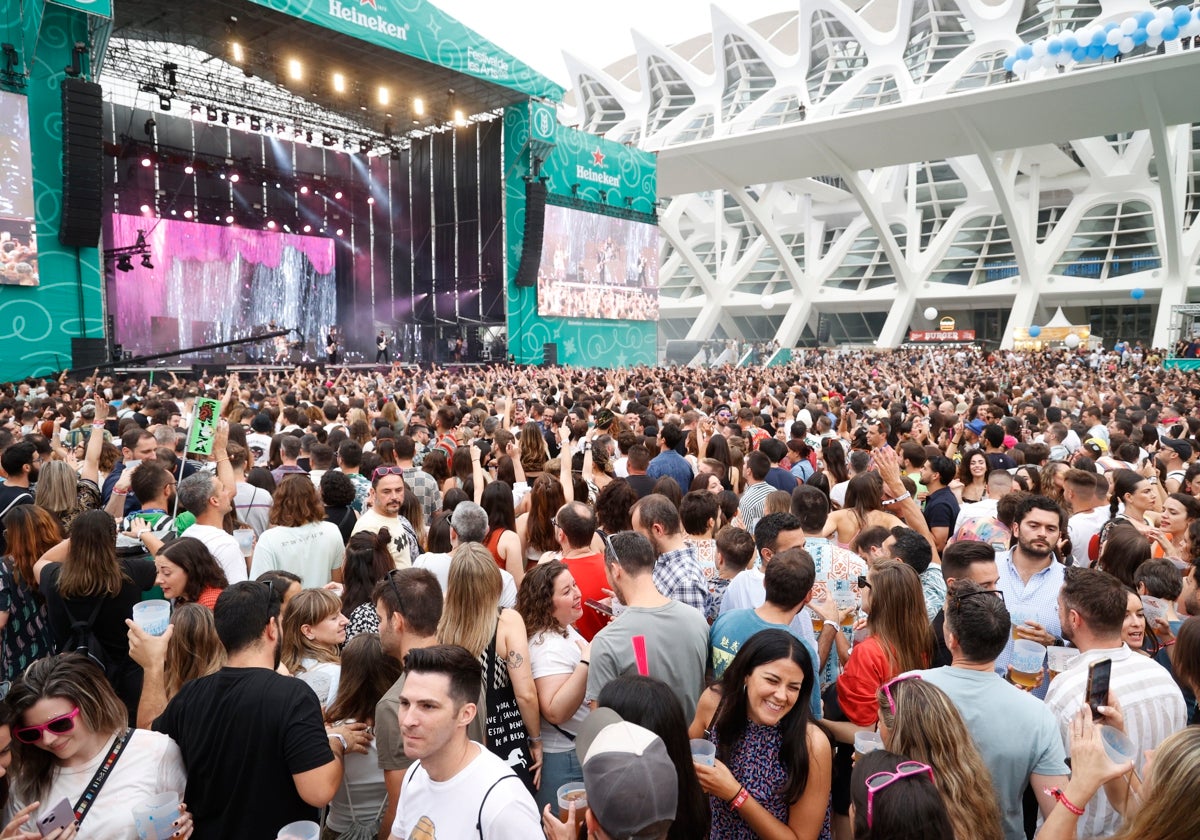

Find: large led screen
<box><xmin>0</xmin><ymin>91</ymin><xmax>37</xmax><ymax>286</ymax></box>
<box><xmin>536</xmin><ymin>204</ymin><xmax>658</xmax><ymax>321</ymax></box>
<box><xmin>106</xmin><ymin>213</ymin><xmax>336</xmax><ymax>358</ymax></box>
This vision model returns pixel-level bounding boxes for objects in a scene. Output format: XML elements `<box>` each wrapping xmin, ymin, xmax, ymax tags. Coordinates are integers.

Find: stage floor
<box><xmin>111</xmin><ymin>362</ymin><xmax>489</xmax><ymax>378</ymax></box>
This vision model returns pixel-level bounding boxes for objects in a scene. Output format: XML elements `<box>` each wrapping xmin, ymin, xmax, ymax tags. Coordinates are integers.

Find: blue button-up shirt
<box><xmin>646</xmin><ymin>449</ymin><xmax>694</xmax><ymax>493</ymax></box>
<box><xmin>995</xmin><ymin>550</ymin><xmax>1066</xmax><ymax>700</ymax></box>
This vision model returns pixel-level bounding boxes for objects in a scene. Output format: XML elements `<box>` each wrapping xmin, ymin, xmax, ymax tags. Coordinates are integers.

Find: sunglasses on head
<box><xmin>879</xmin><ymin>673</ymin><xmax>922</xmax><ymax>716</ymax></box>
<box><xmin>372</xmin><ymin>466</ymin><xmax>404</xmax><ymax>481</ymax></box>
<box><xmin>14</xmin><ymin>707</ymin><xmax>81</xmax><ymax>743</ymax></box>
<box><xmin>865</xmin><ymin>761</ymin><xmax>935</xmax><ymax>828</ymax></box>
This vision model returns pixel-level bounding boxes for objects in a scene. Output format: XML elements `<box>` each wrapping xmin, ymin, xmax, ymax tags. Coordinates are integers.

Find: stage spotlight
<box><xmin>294</xmin><ymin>127</ymin><xmax>304</xmax><ymax>139</ymax></box>
<box><xmin>282</xmin><ymin>224</ymin><xmax>292</xmax><ymax>233</ymax></box>
<box><xmin>169</xmin><ymin>209</ymin><xmax>176</xmax><ymax>216</ymax></box>
<box><xmin>139</xmin><ymin>204</ymin><xmax>150</xmax><ymax>213</ymax></box>
<box><xmin>163</xmin><ymin>62</ymin><xmax>177</xmax><ymax>88</ymax></box>
<box><xmin>322</xmin><ymin>133</ymin><xmax>336</xmax><ymax>147</ymax></box>
<box><xmin>343</xmin><ymin>138</ymin><xmax>352</xmax><ymax>150</ymax></box>
<box><xmin>225</xmin><ymin>215</ymin><xmax>235</xmax><ymax>224</ymax></box>
<box><xmin>378</xmin><ymin>86</ymin><xmax>389</xmax><ymax>106</ymax></box>
<box><xmin>276</xmin><ymin>124</ymin><xmax>286</xmax><ymax>136</ymax></box>
<box><xmin>335</xmin><ymin>228</ymin><xmax>344</xmax><ymax>236</ymax></box>
<box><xmin>300</xmin><ymin>185</ymin><xmax>309</xmax><ymax>195</ymax></box>
<box><xmin>229</xmin><ymin>173</ymin><xmax>240</xmax><ymax>183</ymax></box>
<box><xmin>305</xmin><ymin>130</ymin><xmax>313</xmax><ymax>144</ymax></box>
<box><xmin>367</xmin><ymin>196</ymin><xmax>375</xmax><ymax>205</ymax></box>
<box><xmin>190</xmin><ymin>103</ymin><xmax>201</xmax><ymax>116</ymax></box>
<box><xmin>266</xmin><ymin>220</ymin><xmax>276</xmax><ymax>229</ymax></box>
<box><xmin>158</xmin><ymin>95</ymin><xmax>171</xmax><ymax>111</ymax></box>
<box><xmin>206</xmin><ymin>105</ymin><xmax>217</xmax><ymax>121</ymax></box>
<box><xmin>183</xmin><ymin>209</ymin><xmax>193</xmax><ymax>219</ymax></box>
<box><xmin>140</xmin><ymin>156</ymin><xmax>153</xmax><ymax>167</ymax></box>
<box><xmin>116</xmin><ymin>255</ymin><xmax>133</xmax><ymax>272</ymax></box>
<box><xmin>250</xmin><ymin>115</ymin><xmax>261</xmax><ymax>131</ymax></box>
<box><xmin>303</xmin><ymin>224</ymin><xmax>312</xmax><ymax>233</ymax></box>
<box><xmin>184</xmin><ymin>164</ymin><xmax>194</xmax><ymax>175</ymax></box>
<box><xmin>221</xmin><ymin>112</ymin><xmax>229</xmax><ymax>125</ymax></box>
<box><xmin>231</xmin><ymin>42</ymin><xmax>244</xmax><ymax>63</ymax></box>
<box><xmin>333</xmin><ymin>191</ymin><xmax>343</xmax><ymax>200</ymax></box>
<box><xmin>219</xmin><ymin>172</ymin><xmax>227</xmax><ymax>180</ymax></box>
<box><xmin>332</xmin><ymin>72</ymin><xmax>346</xmax><ymax>93</ymax></box>
<box><xmin>235</xmin><ymin>114</ymin><xmax>245</xmax><ymax>127</ymax></box>
<box><xmin>454</xmin><ymin>109</ymin><xmax>465</xmax><ymax>126</ymax></box>
<box><xmin>288</xmin><ymin>58</ymin><xmax>302</xmax><ymax>80</ymax></box>
<box><xmin>413</xmin><ymin>97</ymin><xmax>424</xmax><ymax>115</ymax></box>
<box><xmin>141</xmin><ymin>254</ymin><xmax>154</xmax><ymax>269</ymax></box>
<box><xmin>359</xmin><ymin>140</ymin><xmax>369</xmax><ymax>154</ymax></box>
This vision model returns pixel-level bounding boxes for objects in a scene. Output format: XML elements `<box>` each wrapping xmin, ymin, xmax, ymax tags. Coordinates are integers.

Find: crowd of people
<box><xmin>0</xmin><ymin>345</ymin><xmax>1196</xmax><ymax>838</ymax></box>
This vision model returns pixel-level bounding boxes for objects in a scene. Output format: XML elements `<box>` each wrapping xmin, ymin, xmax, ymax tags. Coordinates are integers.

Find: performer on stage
<box><xmin>376</xmin><ymin>330</ymin><xmax>390</xmax><ymax>364</ymax></box>
<box><xmin>326</xmin><ymin>328</ymin><xmax>341</xmax><ymax>365</ymax></box>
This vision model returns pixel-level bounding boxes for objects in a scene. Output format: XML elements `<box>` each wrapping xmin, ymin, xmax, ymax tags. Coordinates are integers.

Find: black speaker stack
<box><xmin>59</xmin><ymin>78</ymin><xmax>104</xmax><ymax>248</ymax></box>
<box><xmin>514</xmin><ymin>180</ymin><xmax>548</xmax><ymax>288</ymax></box>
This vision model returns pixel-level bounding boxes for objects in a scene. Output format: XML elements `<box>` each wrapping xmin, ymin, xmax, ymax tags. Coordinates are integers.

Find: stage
<box><xmin>109</xmin><ymin>361</ymin><xmax>496</xmax><ymax>379</ymax></box>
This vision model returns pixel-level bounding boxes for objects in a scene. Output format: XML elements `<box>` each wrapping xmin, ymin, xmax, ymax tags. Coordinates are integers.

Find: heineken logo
<box><xmin>575</xmin><ymin>163</ymin><xmax>619</xmax><ymax>188</ymax></box>
<box><xmin>329</xmin><ymin>0</ymin><xmax>408</xmax><ymax>40</ymax></box>
<box><xmin>592</xmin><ymin>149</ymin><xmax>605</xmax><ymax>167</ymax></box>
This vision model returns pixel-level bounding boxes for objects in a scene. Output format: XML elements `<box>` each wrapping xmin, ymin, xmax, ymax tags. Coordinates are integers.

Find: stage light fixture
<box><xmin>139</xmin><ymin>204</ymin><xmax>150</xmax><ymax>213</ymax></box>
<box><xmin>343</xmin><ymin>138</ymin><xmax>353</xmax><ymax>150</ymax></box>
<box><xmin>235</xmin><ymin>114</ymin><xmax>245</xmax><ymax>126</ymax></box>
<box><xmin>336</xmin><ymin>228</ymin><xmax>344</xmax><ymax>236</ymax></box>
<box><xmin>184</xmin><ymin>164</ymin><xmax>195</xmax><ymax>175</ymax></box>
<box><xmin>378</xmin><ymin>86</ymin><xmax>389</xmax><ymax>106</ymax></box>
<box><xmin>332</xmin><ymin>72</ymin><xmax>346</xmax><ymax>93</ymax></box>
<box><xmin>322</xmin><ymin>134</ymin><xmax>337</xmax><ymax>147</ymax></box>
<box><xmin>305</xmin><ymin>130</ymin><xmax>313</xmax><ymax>144</ymax></box>
<box><xmin>191</xmin><ymin>103</ymin><xmax>201</xmax><ymax>116</ymax></box>
<box><xmin>454</xmin><ymin>109</ymin><xmax>465</xmax><ymax>126</ymax></box>
<box><xmin>288</xmin><ymin>58</ymin><xmax>302</xmax><ymax>80</ymax></box>
<box><xmin>359</xmin><ymin>140</ymin><xmax>370</xmax><ymax>154</ymax></box>
<box><xmin>231</xmin><ymin>42</ymin><xmax>244</xmax><ymax>63</ymax></box>
<box><xmin>158</xmin><ymin>95</ymin><xmax>171</xmax><ymax>111</ymax></box>
<box><xmin>267</xmin><ymin>220</ymin><xmax>276</xmax><ymax>229</ymax></box>
<box><xmin>221</xmin><ymin>112</ymin><xmax>229</xmax><ymax>125</ymax></box>
<box><xmin>143</xmin><ymin>118</ymin><xmax>155</xmax><ymax>137</ymax></box>
<box><xmin>169</xmin><ymin>209</ymin><xmax>176</xmax><ymax>216</ymax></box>
<box><xmin>334</xmin><ymin>191</ymin><xmax>343</xmax><ymax>200</ymax></box>
<box><xmin>116</xmin><ymin>255</ymin><xmax>133</xmax><ymax>272</ymax></box>
<box><xmin>229</xmin><ymin>173</ymin><xmax>240</xmax><ymax>183</ymax></box>
<box><xmin>206</xmin><ymin>105</ymin><xmax>217</xmax><ymax>121</ymax></box>
<box><xmin>303</xmin><ymin>224</ymin><xmax>312</xmax><ymax>233</ymax></box>
<box><xmin>413</xmin><ymin>97</ymin><xmax>424</xmax><ymax>115</ymax></box>
<box><xmin>294</xmin><ymin>127</ymin><xmax>304</xmax><ymax>139</ymax></box>
<box><xmin>367</xmin><ymin>196</ymin><xmax>375</xmax><ymax>205</ymax></box>
<box><xmin>183</xmin><ymin>209</ymin><xmax>193</xmax><ymax>219</ymax></box>
<box><xmin>250</xmin><ymin>115</ymin><xmax>261</xmax><ymax>131</ymax></box>
<box><xmin>140</xmin><ymin>157</ymin><xmax>153</xmax><ymax>168</ymax></box>
<box><xmin>276</xmin><ymin>124</ymin><xmax>286</xmax><ymax>136</ymax></box>
<box><xmin>226</xmin><ymin>215</ymin><xmax>235</xmax><ymax>224</ymax></box>
<box><xmin>141</xmin><ymin>254</ymin><xmax>154</xmax><ymax>269</ymax></box>
<box><xmin>162</xmin><ymin>62</ymin><xmax>177</xmax><ymax>88</ymax></box>
<box><xmin>219</xmin><ymin>172</ymin><xmax>226</xmax><ymax>180</ymax></box>
<box><xmin>300</xmin><ymin>185</ymin><xmax>309</xmax><ymax>195</ymax></box>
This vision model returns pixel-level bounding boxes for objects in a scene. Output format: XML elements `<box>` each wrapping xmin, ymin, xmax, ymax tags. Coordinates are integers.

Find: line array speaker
<box><xmin>514</xmin><ymin>180</ymin><xmax>547</xmax><ymax>288</ymax></box>
<box><xmin>59</xmin><ymin>78</ymin><xmax>104</xmax><ymax>248</ymax></box>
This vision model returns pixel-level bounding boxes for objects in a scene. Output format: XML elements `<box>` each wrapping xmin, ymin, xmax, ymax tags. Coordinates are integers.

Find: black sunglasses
<box><xmin>386</xmin><ymin>569</ymin><xmax>408</xmax><ymax>617</ymax></box>
<box><xmin>857</xmin><ymin>575</ymin><xmax>871</xmax><ymax>590</ymax></box>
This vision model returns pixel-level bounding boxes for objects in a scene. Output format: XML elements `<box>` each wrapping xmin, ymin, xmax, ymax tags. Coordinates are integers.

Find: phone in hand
<box><xmin>584</xmin><ymin>598</ymin><xmax>613</xmax><ymax>617</ymax></box>
<box><xmin>37</xmin><ymin>798</ymin><xmax>74</xmax><ymax>837</ymax></box>
<box><xmin>1086</xmin><ymin>658</ymin><xmax>1112</xmax><ymax>722</ymax></box>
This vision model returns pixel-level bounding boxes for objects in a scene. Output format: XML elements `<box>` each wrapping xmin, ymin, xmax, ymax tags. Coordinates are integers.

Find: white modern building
<box><xmin>561</xmin><ymin>1</ymin><xmax>1200</xmax><ymax>350</ymax></box>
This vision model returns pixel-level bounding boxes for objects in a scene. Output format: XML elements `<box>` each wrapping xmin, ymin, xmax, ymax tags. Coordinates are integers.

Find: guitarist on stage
<box><xmin>375</xmin><ymin>330</ymin><xmax>390</xmax><ymax>364</ymax></box>
<box><xmin>325</xmin><ymin>328</ymin><xmax>341</xmax><ymax>365</ymax></box>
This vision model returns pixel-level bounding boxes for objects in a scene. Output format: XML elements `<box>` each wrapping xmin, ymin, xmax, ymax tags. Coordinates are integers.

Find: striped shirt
<box><xmin>738</xmin><ymin>481</ymin><xmax>774</xmax><ymax>534</ymax></box>
<box><xmin>1043</xmin><ymin>644</ymin><xmax>1185</xmax><ymax>838</ymax></box>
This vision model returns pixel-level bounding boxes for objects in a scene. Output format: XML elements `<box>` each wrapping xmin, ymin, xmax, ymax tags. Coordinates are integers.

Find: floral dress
<box><xmin>708</xmin><ymin>721</ymin><xmax>832</xmax><ymax>840</ymax></box>
<box><xmin>0</xmin><ymin>558</ymin><xmax>51</xmax><ymax>683</ymax></box>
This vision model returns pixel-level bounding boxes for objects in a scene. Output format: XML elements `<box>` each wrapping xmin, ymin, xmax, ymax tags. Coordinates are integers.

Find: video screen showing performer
<box><xmin>536</xmin><ymin>205</ymin><xmax>658</xmax><ymax>322</ymax></box>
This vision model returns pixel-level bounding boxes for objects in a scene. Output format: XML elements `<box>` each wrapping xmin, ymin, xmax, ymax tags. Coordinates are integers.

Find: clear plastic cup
<box><xmin>557</xmin><ymin>782</ymin><xmax>588</xmax><ymax>833</ymax></box>
<box><xmin>1046</xmin><ymin>646</ymin><xmax>1080</xmax><ymax>681</ymax></box>
<box><xmin>1140</xmin><ymin>596</ymin><xmax>1166</xmax><ymax>625</ymax></box>
<box><xmin>1010</xmin><ymin>606</ymin><xmax>1036</xmax><ymax>639</ymax></box>
<box><xmin>276</xmin><ymin>821</ymin><xmax>320</xmax><ymax>840</ymax></box>
<box><xmin>854</xmin><ymin>731</ymin><xmax>883</xmax><ymax>758</ymax></box>
<box><xmin>690</xmin><ymin>738</ymin><xmax>716</xmax><ymax>766</ymax></box>
<box><xmin>1099</xmin><ymin>725</ymin><xmax>1137</xmax><ymax>765</ymax></box>
<box><xmin>132</xmin><ymin>600</ymin><xmax>171</xmax><ymax>636</ymax></box>
<box><xmin>1009</xmin><ymin>640</ymin><xmax>1047</xmax><ymax>688</ymax></box>
<box><xmin>133</xmin><ymin>792</ymin><xmax>179</xmax><ymax>840</ymax></box>
<box><xmin>233</xmin><ymin>528</ymin><xmax>255</xmax><ymax>557</ymax></box>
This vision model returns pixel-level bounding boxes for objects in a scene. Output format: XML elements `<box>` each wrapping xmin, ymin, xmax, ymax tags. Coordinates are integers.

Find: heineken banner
<box><xmin>45</xmin><ymin>0</ymin><xmax>112</xmax><ymax>19</ymax></box>
<box><xmin>245</xmin><ymin>0</ymin><xmax>563</xmax><ymax>101</ymax></box>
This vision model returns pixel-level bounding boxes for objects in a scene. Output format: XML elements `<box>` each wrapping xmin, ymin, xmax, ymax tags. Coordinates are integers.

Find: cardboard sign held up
<box><xmin>186</xmin><ymin>398</ymin><xmax>222</xmax><ymax>456</ymax></box>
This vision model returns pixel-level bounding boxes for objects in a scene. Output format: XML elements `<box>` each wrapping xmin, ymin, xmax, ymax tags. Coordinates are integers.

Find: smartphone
<box><xmin>1086</xmin><ymin>658</ymin><xmax>1112</xmax><ymax>721</ymax></box>
<box><xmin>584</xmin><ymin>598</ymin><xmax>613</xmax><ymax>617</ymax></box>
<box><xmin>37</xmin><ymin>798</ymin><xmax>74</xmax><ymax>837</ymax></box>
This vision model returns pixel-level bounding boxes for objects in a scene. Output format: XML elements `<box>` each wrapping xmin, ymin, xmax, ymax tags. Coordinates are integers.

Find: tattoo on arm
<box><xmin>506</xmin><ymin>650</ymin><xmax>525</xmax><ymax>669</ymax></box>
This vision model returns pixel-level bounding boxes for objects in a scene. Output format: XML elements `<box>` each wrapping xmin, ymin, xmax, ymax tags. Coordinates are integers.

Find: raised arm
<box><xmin>80</xmin><ymin>400</ymin><xmax>109</xmax><ymax>485</ymax></box>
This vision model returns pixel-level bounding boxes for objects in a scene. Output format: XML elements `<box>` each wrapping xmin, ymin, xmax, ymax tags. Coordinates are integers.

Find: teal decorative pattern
<box><xmin>504</xmin><ymin>103</ymin><xmax>658</xmax><ymax>367</ymax></box>
<box><xmin>0</xmin><ymin>2</ymin><xmax>106</xmax><ymax>381</ymax></box>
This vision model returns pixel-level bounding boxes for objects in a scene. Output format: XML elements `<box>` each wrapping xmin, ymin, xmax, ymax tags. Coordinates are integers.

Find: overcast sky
<box><xmin>431</xmin><ymin>0</ymin><xmax>796</xmax><ymax>86</ymax></box>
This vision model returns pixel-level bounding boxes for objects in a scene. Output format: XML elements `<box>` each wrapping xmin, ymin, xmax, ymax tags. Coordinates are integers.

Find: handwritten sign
<box><xmin>186</xmin><ymin>398</ymin><xmax>221</xmax><ymax>455</ymax></box>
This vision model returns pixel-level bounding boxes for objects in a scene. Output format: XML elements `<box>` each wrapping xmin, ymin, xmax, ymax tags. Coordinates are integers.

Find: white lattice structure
<box><xmin>562</xmin><ymin>1</ymin><xmax>1200</xmax><ymax>349</ymax></box>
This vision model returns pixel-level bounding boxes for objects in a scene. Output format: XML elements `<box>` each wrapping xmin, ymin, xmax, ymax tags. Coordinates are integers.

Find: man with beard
<box><xmin>351</xmin><ymin>467</ymin><xmax>420</xmax><ymax>567</ymax></box>
<box><xmin>153</xmin><ymin>580</ymin><xmax>370</xmax><ymax>839</ymax></box>
<box><xmin>1044</xmin><ymin>568</ymin><xmax>1185</xmax><ymax>838</ymax></box>
<box><xmin>631</xmin><ymin>493</ymin><xmax>708</xmax><ymax>615</ymax></box>
<box><xmin>585</xmin><ymin>531</ymin><xmax>709</xmax><ymax>719</ymax></box>
<box><xmin>995</xmin><ymin>495</ymin><xmax>1066</xmax><ymax>700</ymax></box>
<box><xmin>0</xmin><ymin>440</ymin><xmax>38</xmax><ymax>554</ymax></box>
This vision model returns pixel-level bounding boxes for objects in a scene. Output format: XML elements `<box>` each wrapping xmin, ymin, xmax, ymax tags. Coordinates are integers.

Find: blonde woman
<box><xmin>876</xmin><ymin>675</ymin><xmax>1004</xmax><ymax>840</ymax></box>
<box><xmin>437</xmin><ymin>542</ymin><xmax>542</xmax><ymax>785</ymax></box>
<box><xmin>280</xmin><ymin>588</ymin><xmax>348</xmax><ymax>708</ymax></box>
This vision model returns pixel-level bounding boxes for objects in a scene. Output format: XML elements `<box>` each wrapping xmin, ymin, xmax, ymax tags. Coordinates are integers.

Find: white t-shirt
<box><xmin>392</xmin><ymin>744</ymin><xmax>540</xmax><ymax>840</ymax></box>
<box><xmin>297</xmin><ymin>659</ymin><xmax>341</xmax><ymax>709</ymax></box>
<box><xmin>7</xmin><ymin>730</ymin><xmax>187</xmax><ymax>840</ymax></box>
<box><xmin>245</xmin><ymin>432</ymin><xmax>273</xmax><ymax>466</ymax></box>
<box><xmin>1069</xmin><ymin>507</ymin><xmax>1110</xmax><ymax>568</ymax></box>
<box><xmin>413</xmin><ymin>552</ymin><xmax>517</xmax><ymax>608</ymax></box>
<box><xmin>250</xmin><ymin>521</ymin><xmax>345</xmax><ymax>587</ymax></box>
<box><xmin>528</xmin><ymin>627</ymin><xmax>590</xmax><ymax>753</ymax></box>
<box><xmin>185</xmin><ymin>523</ymin><xmax>249</xmax><ymax>583</ymax></box>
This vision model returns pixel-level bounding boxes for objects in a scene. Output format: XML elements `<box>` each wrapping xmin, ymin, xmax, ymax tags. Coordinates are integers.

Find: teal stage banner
<box><xmin>46</xmin><ymin>0</ymin><xmax>112</xmax><ymax>19</ymax></box>
<box><xmin>245</xmin><ymin>0</ymin><xmax>563</xmax><ymax>101</ymax></box>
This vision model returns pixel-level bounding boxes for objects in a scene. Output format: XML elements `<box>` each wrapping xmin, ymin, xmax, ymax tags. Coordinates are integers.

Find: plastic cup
<box><xmin>808</xmin><ymin>606</ymin><xmax>825</xmax><ymax>634</ymax></box>
<box><xmin>854</xmin><ymin>731</ymin><xmax>883</xmax><ymax>759</ymax></box>
<box><xmin>557</xmin><ymin>782</ymin><xmax>588</xmax><ymax>834</ymax></box>
<box><xmin>1009</xmin><ymin>640</ymin><xmax>1047</xmax><ymax>688</ymax></box>
<box><xmin>276</xmin><ymin>822</ymin><xmax>320</xmax><ymax>840</ymax></box>
<box><xmin>1010</xmin><ymin>606</ymin><xmax>1036</xmax><ymax>639</ymax></box>
<box><xmin>1099</xmin><ymin>725</ymin><xmax>1137</xmax><ymax>765</ymax></box>
<box><xmin>133</xmin><ymin>792</ymin><xmax>179</xmax><ymax>840</ymax></box>
<box><xmin>132</xmin><ymin>600</ymin><xmax>171</xmax><ymax>636</ymax></box>
<box><xmin>1046</xmin><ymin>646</ymin><xmax>1080</xmax><ymax>682</ymax></box>
<box><xmin>690</xmin><ymin>738</ymin><xmax>716</xmax><ymax>766</ymax></box>
<box><xmin>233</xmin><ymin>528</ymin><xmax>255</xmax><ymax>557</ymax></box>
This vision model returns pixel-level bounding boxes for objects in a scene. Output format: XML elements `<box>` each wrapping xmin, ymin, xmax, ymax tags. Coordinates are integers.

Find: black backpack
<box><xmin>60</xmin><ymin>600</ymin><xmax>115</xmax><ymax>677</ymax></box>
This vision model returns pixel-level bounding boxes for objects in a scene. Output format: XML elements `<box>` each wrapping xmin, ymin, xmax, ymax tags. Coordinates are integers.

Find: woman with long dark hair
<box><xmin>153</xmin><ymin>537</ymin><xmax>228</xmax><ymax>609</ymax></box>
<box><xmin>0</xmin><ymin>505</ymin><xmax>60</xmax><ymax>683</ymax></box>
<box><xmin>600</xmin><ymin>675</ymin><xmax>710</xmax><ymax>840</ymax></box>
<box><xmin>1099</xmin><ymin>469</ymin><xmax>1161</xmax><ymax>550</ymax></box>
<box><xmin>515</xmin><ymin>474</ymin><xmax>566</xmax><ymax>566</ymax></box>
<box><xmin>480</xmin><ymin>480</ymin><xmax>524</xmax><ymax>587</ymax></box>
<box><xmin>955</xmin><ymin>450</ymin><xmax>988</xmax><ymax>505</ymax></box>
<box><xmin>822</xmin><ymin>473</ymin><xmax>904</xmax><ymax>547</ymax></box>
<box><xmin>341</xmin><ymin>530</ymin><xmax>395</xmax><ymax>641</ymax></box>
<box><xmin>0</xmin><ymin>702</ymin><xmax>76</xmax><ymax>838</ymax></box>
<box><xmin>689</xmin><ymin>629</ymin><xmax>830</xmax><ymax>839</ymax></box>
<box><xmin>33</xmin><ymin>510</ymin><xmax>155</xmax><ymax>722</ymax></box>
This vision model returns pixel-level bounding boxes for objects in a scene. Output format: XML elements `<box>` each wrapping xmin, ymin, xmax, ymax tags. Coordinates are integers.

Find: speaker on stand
<box><xmin>514</xmin><ymin>180</ymin><xmax>548</xmax><ymax>288</ymax></box>
<box><xmin>59</xmin><ymin>78</ymin><xmax>104</xmax><ymax>248</ymax></box>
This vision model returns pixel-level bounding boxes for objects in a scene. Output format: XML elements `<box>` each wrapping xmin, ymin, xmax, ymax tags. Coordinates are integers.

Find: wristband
<box><xmin>890</xmin><ymin>491</ymin><xmax>911</xmax><ymax>503</ymax></box>
<box><xmin>1044</xmin><ymin>787</ymin><xmax>1084</xmax><ymax>816</ymax></box>
<box><xmin>112</xmin><ymin>488</ymin><xmax>129</xmax><ymax>495</ymax></box>
<box><xmin>528</xmin><ymin>735</ymin><xmax>542</xmax><ymax>743</ymax></box>
<box><xmin>730</xmin><ymin>787</ymin><xmax>750</xmax><ymax>810</ymax></box>
<box><xmin>327</xmin><ymin>732</ymin><xmax>348</xmax><ymax>752</ymax></box>
<box><xmin>92</xmin><ymin>422</ymin><xmax>105</xmax><ymax>428</ymax></box>
<box><xmin>579</xmin><ymin>659</ymin><xmax>589</xmax><ymax>666</ymax></box>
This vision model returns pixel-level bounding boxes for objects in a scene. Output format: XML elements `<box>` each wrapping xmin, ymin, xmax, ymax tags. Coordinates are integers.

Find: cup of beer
<box><xmin>853</xmin><ymin>730</ymin><xmax>883</xmax><ymax>762</ymax></box>
<box><xmin>1010</xmin><ymin>606</ymin><xmax>1035</xmax><ymax>640</ymax></box>
<box><xmin>1008</xmin><ymin>640</ymin><xmax>1047</xmax><ymax>689</ymax></box>
<box><xmin>557</xmin><ymin>782</ymin><xmax>588</xmax><ymax>836</ymax></box>
<box><xmin>835</xmin><ymin>594</ymin><xmax>857</xmax><ymax>628</ymax></box>
<box><xmin>808</xmin><ymin>606</ymin><xmax>824</xmax><ymax>634</ymax></box>
<box><xmin>1045</xmin><ymin>646</ymin><xmax>1079</xmax><ymax>682</ymax></box>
